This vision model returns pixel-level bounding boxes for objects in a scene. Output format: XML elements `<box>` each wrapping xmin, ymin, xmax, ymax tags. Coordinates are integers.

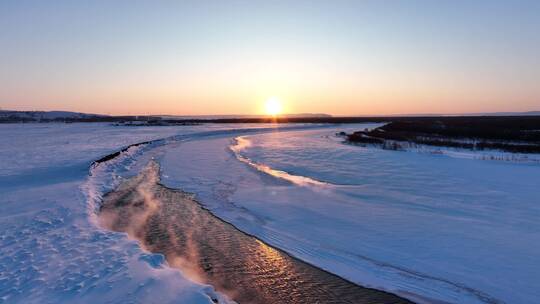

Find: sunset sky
<box><xmin>1</xmin><ymin>0</ymin><xmax>539</xmax><ymax>116</ymax></box>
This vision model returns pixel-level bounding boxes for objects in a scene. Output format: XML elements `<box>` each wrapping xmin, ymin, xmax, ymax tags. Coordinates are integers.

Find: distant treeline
<box><xmin>4</xmin><ymin>115</ymin><xmax>390</xmax><ymax>124</ymax></box>
<box><xmin>346</xmin><ymin>116</ymin><xmax>540</xmax><ymax>153</ymax></box>
<box><xmin>3</xmin><ymin>114</ymin><xmax>540</xmax><ymax>128</ymax></box>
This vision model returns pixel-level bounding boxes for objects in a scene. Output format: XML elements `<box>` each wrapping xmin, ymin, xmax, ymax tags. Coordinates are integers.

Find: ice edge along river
<box><xmin>86</xmin><ymin>124</ymin><xmax>540</xmax><ymax>304</ymax></box>
<box><xmin>157</xmin><ymin>125</ymin><xmax>540</xmax><ymax>304</ymax></box>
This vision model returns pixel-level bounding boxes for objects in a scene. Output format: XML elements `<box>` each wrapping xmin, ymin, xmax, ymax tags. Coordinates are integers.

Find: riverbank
<box><xmin>345</xmin><ymin>117</ymin><xmax>540</xmax><ymax>154</ymax></box>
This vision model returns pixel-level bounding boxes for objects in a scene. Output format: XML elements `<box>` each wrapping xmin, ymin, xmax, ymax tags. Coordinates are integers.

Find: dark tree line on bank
<box><xmin>346</xmin><ymin>117</ymin><xmax>540</xmax><ymax>154</ymax></box>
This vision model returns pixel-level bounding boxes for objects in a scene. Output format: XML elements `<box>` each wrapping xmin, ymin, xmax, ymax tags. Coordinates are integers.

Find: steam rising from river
<box><xmin>98</xmin><ymin>162</ymin><xmax>410</xmax><ymax>304</ymax></box>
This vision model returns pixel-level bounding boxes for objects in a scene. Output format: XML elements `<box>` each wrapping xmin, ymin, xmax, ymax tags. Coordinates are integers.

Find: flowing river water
<box><xmin>98</xmin><ymin>162</ymin><xmax>412</xmax><ymax>304</ymax></box>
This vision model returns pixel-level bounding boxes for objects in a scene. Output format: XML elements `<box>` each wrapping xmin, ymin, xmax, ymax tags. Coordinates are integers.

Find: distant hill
<box><xmin>160</xmin><ymin>113</ymin><xmax>332</xmax><ymax>120</ymax></box>
<box><xmin>483</xmin><ymin>111</ymin><xmax>540</xmax><ymax>116</ymax></box>
<box><xmin>0</xmin><ymin>110</ymin><xmax>332</xmax><ymax>123</ymax></box>
<box><xmin>0</xmin><ymin>110</ymin><xmax>107</xmax><ymax>122</ymax></box>
<box><xmin>282</xmin><ymin>113</ymin><xmax>333</xmax><ymax>118</ymax></box>
<box><xmin>2</xmin><ymin>109</ymin><xmax>538</xmax><ymax>124</ymax></box>
<box><xmin>377</xmin><ymin>111</ymin><xmax>540</xmax><ymax>117</ymax></box>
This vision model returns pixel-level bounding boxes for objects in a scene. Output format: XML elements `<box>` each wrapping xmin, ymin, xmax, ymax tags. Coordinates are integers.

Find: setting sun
<box><xmin>265</xmin><ymin>97</ymin><xmax>283</xmax><ymax>116</ymax></box>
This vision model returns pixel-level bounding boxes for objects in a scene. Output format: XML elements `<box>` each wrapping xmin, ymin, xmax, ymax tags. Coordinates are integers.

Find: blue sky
<box><xmin>1</xmin><ymin>0</ymin><xmax>539</xmax><ymax>115</ymax></box>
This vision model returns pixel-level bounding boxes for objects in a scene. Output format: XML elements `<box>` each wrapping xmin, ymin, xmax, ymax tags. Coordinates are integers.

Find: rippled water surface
<box><xmin>99</xmin><ymin>162</ymin><xmax>410</xmax><ymax>304</ymax></box>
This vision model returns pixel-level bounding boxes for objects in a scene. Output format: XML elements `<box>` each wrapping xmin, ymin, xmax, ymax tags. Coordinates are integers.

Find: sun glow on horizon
<box><xmin>264</xmin><ymin>97</ymin><xmax>283</xmax><ymax>116</ymax></box>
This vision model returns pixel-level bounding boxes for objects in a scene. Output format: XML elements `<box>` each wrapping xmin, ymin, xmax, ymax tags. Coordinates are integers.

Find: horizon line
<box><xmin>2</xmin><ymin>108</ymin><xmax>540</xmax><ymax>118</ymax></box>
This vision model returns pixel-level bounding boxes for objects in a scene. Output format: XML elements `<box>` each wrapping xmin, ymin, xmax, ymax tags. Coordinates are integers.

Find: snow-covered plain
<box><xmin>0</xmin><ymin>123</ymin><xmax>263</xmax><ymax>304</ymax></box>
<box><xmin>1</xmin><ymin>122</ymin><xmax>539</xmax><ymax>304</ymax></box>
<box><xmin>159</xmin><ymin>125</ymin><xmax>540</xmax><ymax>304</ymax></box>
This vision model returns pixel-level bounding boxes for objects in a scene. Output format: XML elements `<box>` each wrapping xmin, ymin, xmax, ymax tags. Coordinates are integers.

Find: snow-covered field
<box><xmin>0</xmin><ymin>123</ymin><xmax>261</xmax><ymax>304</ymax></box>
<box><xmin>1</xmin><ymin>123</ymin><xmax>539</xmax><ymax>304</ymax></box>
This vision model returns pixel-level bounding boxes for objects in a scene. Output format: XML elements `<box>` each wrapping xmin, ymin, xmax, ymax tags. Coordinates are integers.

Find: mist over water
<box><xmin>99</xmin><ymin>162</ymin><xmax>410</xmax><ymax>304</ymax></box>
